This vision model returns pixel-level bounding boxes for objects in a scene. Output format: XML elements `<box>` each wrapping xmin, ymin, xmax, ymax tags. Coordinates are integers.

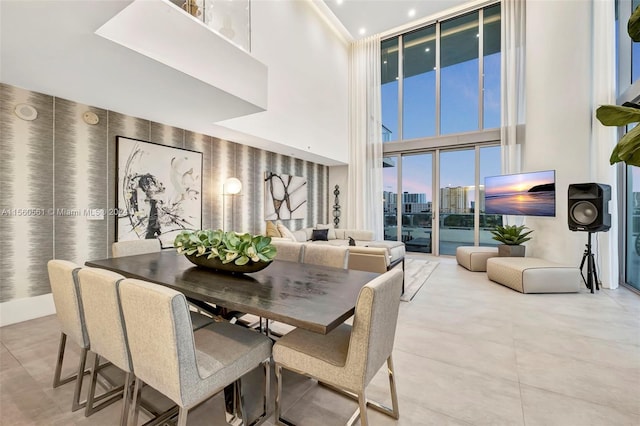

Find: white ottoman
<box><xmin>456</xmin><ymin>246</ymin><xmax>499</xmax><ymax>272</ymax></box>
<box><xmin>486</xmin><ymin>257</ymin><xmax>580</xmax><ymax>293</ymax></box>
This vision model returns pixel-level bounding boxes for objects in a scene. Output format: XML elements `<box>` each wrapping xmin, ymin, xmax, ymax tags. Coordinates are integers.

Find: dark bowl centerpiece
<box><xmin>174</xmin><ymin>229</ymin><xmax>276</xmax><ymax>274</ymax></box>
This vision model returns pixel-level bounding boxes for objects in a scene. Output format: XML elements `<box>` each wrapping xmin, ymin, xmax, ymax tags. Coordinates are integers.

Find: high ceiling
<box><xmin>322</xmin><ymin>0</ymin><xmax>472</xmax><ymax>40</ymax></box>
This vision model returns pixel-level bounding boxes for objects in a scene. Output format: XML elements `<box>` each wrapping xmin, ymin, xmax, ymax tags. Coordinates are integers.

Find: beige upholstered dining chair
<box><xmin>272</xmin><ymin>268</ymin><xmax>403</xmax><ymax>426</ymax></box>
<box><xmin>111</xmin><ymin>238</ymin><xmax>161</xmax><ymax>258</ymax></box>
<box><xmin>48</xmin><ymin>260</ymin><xmax>90</xmax><ymax>412</ymax></box>
<box><xmin>301</xmin><ymin>244</ymin><xmax>349</xmax><ymax>269</ymax></box>
<box><xmin>77</xmin><ymin>267</ymin><xmax>136</xmax><ymax>425</ymax></box>
<box><xmin>48</xmin><ymin>260</ymin><xmax>121</xmax><ymax>414</ymax></box>
<box><xmin>272</xmin><ymin>240</ymin><xmax>305</xmax><ymax>262</ymax></box>
<box><xmin>119</xmin><ymin>278</ymin><xmax>273</xmax><ymax>426</ymax></box>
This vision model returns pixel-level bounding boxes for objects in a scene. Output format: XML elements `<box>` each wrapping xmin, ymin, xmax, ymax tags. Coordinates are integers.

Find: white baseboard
<box><xmin>0</xmin><ymin>293</ymin><xmax>56</xmax><ymax>327</ymax></box>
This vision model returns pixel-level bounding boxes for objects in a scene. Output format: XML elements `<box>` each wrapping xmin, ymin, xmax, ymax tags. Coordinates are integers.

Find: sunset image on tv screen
<box><xmin>484</xmin><ymin>170</ymin><xmax>556</xmax><ymax>216</ymax></box>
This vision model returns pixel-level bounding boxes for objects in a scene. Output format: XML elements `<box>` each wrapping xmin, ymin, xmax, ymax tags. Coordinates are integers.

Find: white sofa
<box><xmin>271</xmin><ymin>226</ymin><xmax>405</xmax><ymax>275</ymax></box>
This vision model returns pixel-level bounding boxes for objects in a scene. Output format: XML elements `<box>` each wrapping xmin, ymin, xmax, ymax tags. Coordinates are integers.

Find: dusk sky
<box><xmin>484</xmin><ymin>170</ymin><xmax>555</xmax><ymax>197</ymax></box>
<box><xmin>382</xmin><ymin>50</ymin><xmax>501</xmax><ymax>204</ymax></box>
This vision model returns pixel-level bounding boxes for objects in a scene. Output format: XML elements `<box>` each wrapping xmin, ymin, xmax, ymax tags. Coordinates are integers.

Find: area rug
<box><xmin>400</xmin><ymin>258</ymin><xmax>439</xmax><ymax>302</ymax></box>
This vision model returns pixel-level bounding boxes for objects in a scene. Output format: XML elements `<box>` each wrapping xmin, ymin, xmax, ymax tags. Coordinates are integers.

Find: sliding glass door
<box><xmin>384</xmin><ymin>144</ymin><xmax>500</xmax><ymax>255</ymax></box>
<box><xmin>439</xmin><ymin>149</ymin><xmax>475</xmax><ymax>255</ymax></box>
<box><xmin>402</xmin><ymin>153</ymin><xmax>433</xmax><ymax>253</ymax></box>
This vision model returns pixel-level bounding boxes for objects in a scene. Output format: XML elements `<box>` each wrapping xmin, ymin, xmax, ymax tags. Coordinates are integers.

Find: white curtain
<box><xmin>500</xmin><ymin>0</ymin><xmax>526</xmax><ymax>175</ymax></box>
<box><xmin>591</xmin><ymin>0</ymin><xmax>618</xmax><ymax>289</ymax></box>
<box><xmin>347</xmin><ymin>35</ymin><xmax>384</xmax><ymax>239</ymax></box>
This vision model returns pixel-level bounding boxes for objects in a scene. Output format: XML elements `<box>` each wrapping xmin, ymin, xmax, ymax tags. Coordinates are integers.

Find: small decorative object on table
<box><xmin>174</xmin><ymin>229</ymin><xmax>277</xmax><ymax>273</ymax></box>
<box><xmin>490</xmin><ymin>224</ymin><xmax>533</xmax><ymax>257</ymax></box>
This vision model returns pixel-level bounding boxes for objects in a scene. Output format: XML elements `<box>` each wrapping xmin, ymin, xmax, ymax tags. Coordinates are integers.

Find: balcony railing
<box><xmin>175</xmin><ymin>0</ymin><xmax>251</xmax><ymax>52</ymax></box>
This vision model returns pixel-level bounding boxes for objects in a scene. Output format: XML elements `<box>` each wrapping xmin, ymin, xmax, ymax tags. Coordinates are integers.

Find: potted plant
<box><xmin>174</xmin><ymin>229</ymin><xmax>277</xmax><ymax>273</ymax></box>
<box><xmin>490</xmin><ymin>224</ymin><xmax>533</xmax><ymax>257</ymax></box>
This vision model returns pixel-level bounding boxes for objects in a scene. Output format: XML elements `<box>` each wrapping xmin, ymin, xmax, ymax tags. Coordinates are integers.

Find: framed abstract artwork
<box><xmin>264</xmin><ymin>171</ymin><xmax>307</xmax><ymax>220</ymax></box>
<box><xmin>116</xmin><ymin>136</ymin><xmax>202</xmax><ymax>248</ymax></box>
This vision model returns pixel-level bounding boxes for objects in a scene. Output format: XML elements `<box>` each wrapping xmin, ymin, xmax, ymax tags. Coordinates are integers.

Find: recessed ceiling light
<box><xmin>383</xmin><ymin>60</ymin><xmax>387</xmax><ymax>64</ymax></box>
<box><xmin>336</xmin><ymin>0</ymin><xmax>343</xmax><ymax>4</ymax></box>
<box><xmin>359</xmin><ymin>28</ymin><xmax>366</xmax><ymax>35</ymax></box>
<box><xmin>476</xmin><ymin>33</ymin><xmax>480</xmax><ymax>37</ymax></box>
<box><xmin>408</xmin><ymin>9</ymin><xmax>416</xmax><ymax>17</ymax></box>
<box><xmin>425</xmin><ymin>47</ymin><xmax>430</xmax><ymax>52</ymax></box>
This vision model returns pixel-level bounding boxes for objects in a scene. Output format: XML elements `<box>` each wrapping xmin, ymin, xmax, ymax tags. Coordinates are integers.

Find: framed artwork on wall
<box><xmin>116</xmin><ymin>136</ymin><xmax>202</xmax><ymax>248</ymax></box>
<box><xmin>264</xmin><ymin>171</ymin><xmax>307</xmax><ymax>220</ymax></box>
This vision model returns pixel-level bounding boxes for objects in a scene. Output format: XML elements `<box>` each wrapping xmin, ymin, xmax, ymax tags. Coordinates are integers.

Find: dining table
<box><xmin>85</xmin><ymin>250</ymin><xmax>380</xmax><ymax>335</ymax></box>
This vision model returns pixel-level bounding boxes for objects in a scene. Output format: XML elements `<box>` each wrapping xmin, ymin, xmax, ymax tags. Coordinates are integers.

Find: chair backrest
<box><xmin>302</xmin><ymin>244</ymin><xmax>349</xmax><ymax>269</ymax></box>
<box><xmin>77</xmin><ymin>268</ymin><xmax>130</xmax><ymax>372</ymax></box>
<box><xmin>48</xmin><ymin>260</ymin><xmax>88</xmax><ymax>349</ymax></box>
<box><xmin>347</xmin><ymin>268</ymin><xmax>403</xmax><ymax>386</ymax></box>
<box><xmin>272</xmin><ymin>240</ymin><xmax>304</xmax><ymax>262</ymax></box>
<box><xmin>111</xmin><ymin>239</ymin><xmax>161</xmax><ymax>258</ymax></box>
<box><xmin>118</xmin><ymin>279</ymin><xmax>198</xmax><ymax>406</ymax></box>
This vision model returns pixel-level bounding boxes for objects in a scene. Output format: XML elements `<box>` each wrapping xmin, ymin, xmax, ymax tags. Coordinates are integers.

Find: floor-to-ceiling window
<box><xmin>626</xmin><ymin>167</ymin><xmax>640</xmax><ymax>287</ymax></box>
<box><xmin>617</xmin><ymin>0</ymin><xmax>640</xmax><ymax>290</ymax></box>
<box><xmin>381</xmin><ymin>2</ymin><xmax>501</xmax><ymax>254</ymax></box>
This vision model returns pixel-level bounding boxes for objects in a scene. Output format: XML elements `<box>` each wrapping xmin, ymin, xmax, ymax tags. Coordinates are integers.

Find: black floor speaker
<box><xmin>568</xmin><ymin>183</ymin><xmax>611</xmax><ymax>232</ymax></box>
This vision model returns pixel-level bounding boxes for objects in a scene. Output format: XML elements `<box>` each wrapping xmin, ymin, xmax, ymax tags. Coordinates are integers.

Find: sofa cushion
<box><xmin>315</xmin><ymin>223</ymin><xmax>337</xmax><ymax>240</ymax></box>
<box><xmin>276</xmin><ymin>222</ymin><xmax>296</xmax><ymax>242</ymax></box>
<box><xmin>311</xmin><ymin>229</ymin><xmax>329</xmax><ymax>241</ymax></box>
<box><xmin>265</xmin><ymin>221</ymin><xmax>281</xmax><ymax>238</ymax></box>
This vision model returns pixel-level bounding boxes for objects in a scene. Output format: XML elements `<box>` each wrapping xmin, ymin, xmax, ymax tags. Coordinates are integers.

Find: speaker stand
<box><xmin>579</xmin><ymin>232</ymin><xmax>599</xmax><ymax>294</ymax></box>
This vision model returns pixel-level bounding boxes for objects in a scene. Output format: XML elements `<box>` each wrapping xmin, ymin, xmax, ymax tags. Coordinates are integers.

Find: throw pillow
<box><xmin>265</xmin><ymin>221</ymin><xmax>281</xmax><ymax>238</ymax></box>
<box><xmin>315</xmin><ymin>223</ymin><xmax>337</xmax><ymax>240</ymax></box>
<box><xmin>311</xmin><ymin>229</ymin><xmax>329</xmax><ymax>241</ymax></box>
<box><xmin>348</xmin><ymin>236</ymin><xmax>356</xmax><ymax>246</ymax></box>
<box><xmin>276</xmin><ymin>222</ymin><xmax>296</xmax><ymax>242</ymax></box>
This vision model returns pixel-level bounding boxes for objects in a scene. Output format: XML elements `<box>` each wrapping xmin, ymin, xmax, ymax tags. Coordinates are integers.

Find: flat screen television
<box><xmin>484</xmin><ymin>170</ymin><xmax>556</xmax><ymax>217</ymax></box>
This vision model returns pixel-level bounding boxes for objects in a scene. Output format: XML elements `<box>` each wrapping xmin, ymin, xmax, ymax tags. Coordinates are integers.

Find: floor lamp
<box><xmin>222</xmin><ymin>177</ymin><xmax>242</xmax><ymax>231</ymax></box>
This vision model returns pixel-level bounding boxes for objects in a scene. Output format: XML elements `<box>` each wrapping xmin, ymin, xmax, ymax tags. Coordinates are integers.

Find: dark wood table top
<box><xmin>85</xmin><ymin>251</ymin><xmax>379</xmax><ymax>334</ymax></box>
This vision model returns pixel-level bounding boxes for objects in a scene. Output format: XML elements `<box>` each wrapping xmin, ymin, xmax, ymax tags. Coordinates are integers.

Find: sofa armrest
<box><xmin>347</xmin><ymin>246</ymin><xmax>389</xmax><ymax>274</ymax></box>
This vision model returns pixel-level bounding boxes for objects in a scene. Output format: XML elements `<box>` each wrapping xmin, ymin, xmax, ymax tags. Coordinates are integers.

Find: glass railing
<box><xmin>384</xmin><ymin>212</ymin><xmax>503</xmax><ymax>254</ymax></box>
<box><xmin>174</xmin><ymin>0</ymin><xmax>251</xmax><ymax>52</ymax></box>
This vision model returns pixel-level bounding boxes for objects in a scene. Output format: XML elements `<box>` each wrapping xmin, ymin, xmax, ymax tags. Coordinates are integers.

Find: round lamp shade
<box><xmin>224</xmin><ymin>177</ymin><xmax>242</xmax><ymax>195</ymax></box>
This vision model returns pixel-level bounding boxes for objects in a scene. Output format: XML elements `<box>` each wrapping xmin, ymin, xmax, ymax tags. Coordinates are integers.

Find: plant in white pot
<box><xmin>491</xmin><ymin>225</ymin><xmax>533</xmax><ymax>257</ymax></box>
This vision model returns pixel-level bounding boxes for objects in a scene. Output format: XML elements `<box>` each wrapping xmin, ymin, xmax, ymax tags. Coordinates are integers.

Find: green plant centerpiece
<box><xmin>490</xmin><ymin>224</ymin><xmax>533</xmax><ymax>257</ymax></box>
<box><xmin>174</xmin><ymin>229</ymin><xmax>277</xmax><ymax>273</ymax></box>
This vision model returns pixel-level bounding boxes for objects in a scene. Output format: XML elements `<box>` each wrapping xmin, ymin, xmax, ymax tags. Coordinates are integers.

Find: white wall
<box><xmin>524</xmin><ymin>0</ymin><xmax>616</xmax><ymax>287</ymax></box>
<box><xmin>218</xmin><ymin>0</ymin><xmax>350</xmax><ymax>164</ymax></box>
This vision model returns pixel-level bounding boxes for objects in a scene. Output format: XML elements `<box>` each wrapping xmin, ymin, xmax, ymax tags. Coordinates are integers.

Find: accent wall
<box><xmin>0</xmin><ymin>83</ymin><xmax>328</xmax><ymax>309</ymax></box>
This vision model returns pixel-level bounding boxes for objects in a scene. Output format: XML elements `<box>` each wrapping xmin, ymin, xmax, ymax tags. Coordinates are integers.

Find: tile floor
<box><xmin>1</xmin><ymin>254</ymin><xmax>639</xmax><ymax>425</ymax></box>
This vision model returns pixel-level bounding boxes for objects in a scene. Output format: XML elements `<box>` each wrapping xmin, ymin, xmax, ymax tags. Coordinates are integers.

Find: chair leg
<box><xmin>130</xmin><ymin>377</ymin><xmax>142</xmax><ymax>426</ymax></box>
<box><xmin>177</xmin><ymin>407</ymin><xmax>189</xmax><ymax>426</ymax></box>
<box><xmin>386</xmin><ymin>355</ymin><xmax>400</xmax><ymax>419</ymax></box>
<box><xmin>53</xmin><ymin>332</ymin><xmax>91</xmax><ymax>390</ymax></box>
<box><xmin>120</xmin><ymin>372</ymin><xmax>133</xmax><ymax>426</ymax></box>
<box><xmin>275</xmin><ymin>364</ymin><xmax>284</xmax><ymax>426</ymax></box>
<box><xmin>71</xmin><ymin>347</ymin><xmax>89</xmax><ymax>412</ymax></box>
<box><xmin>261</xmin><ymin>358</ymin><xmax>270</xmax><ymax>425</ymax></box>
<box><xmin>52</xmin><ymin>332</ymin><xmax>68</xmax><ymax>388</ymax></box>
<box><xmin>83</xmin><ymin>351</ymin><xmax>127</xmax><ymax>418</ymax></box>
<box><xmin>358</xmin><ymin>392</ymin><xmax>369</xmax><ymax>426</ymax></box>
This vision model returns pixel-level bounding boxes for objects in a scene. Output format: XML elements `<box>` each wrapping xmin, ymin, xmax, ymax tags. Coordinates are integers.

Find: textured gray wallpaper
<box><xmin>0</xmin><ymin>83</ymin><xmax>328</xmax><ymax>303</ymax></box>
